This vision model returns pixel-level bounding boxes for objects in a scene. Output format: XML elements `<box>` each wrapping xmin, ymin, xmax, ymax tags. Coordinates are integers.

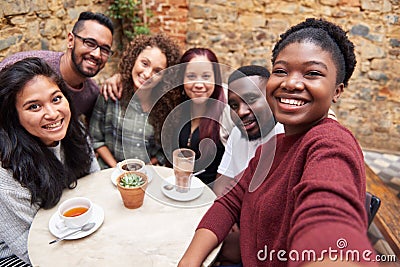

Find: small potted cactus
<box><xmin>116</xmin><ymin>171</ymin><xmax>148</xmax><ymax>209</ymax></box>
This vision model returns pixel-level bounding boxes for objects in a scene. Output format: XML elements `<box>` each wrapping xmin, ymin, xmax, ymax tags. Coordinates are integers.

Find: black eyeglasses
<box><xmin>73</xmin><ymin>33</ymin><xmax>114</xmax><ymax>57</ymax></box>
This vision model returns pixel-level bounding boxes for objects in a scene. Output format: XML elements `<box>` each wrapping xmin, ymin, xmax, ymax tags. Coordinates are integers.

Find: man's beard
<box><xmin>71</xmin><ymin>48</ymin><xmax>101</xmax><ymax>78</ymax></box>
<box><xmin>239</xmin><ymin>126</ymin><xmax>261</xmax><ymax>141</ymax></box>
<box><xmin>239</xmin><ymin>118</ymin><xmax>276</xmax><ymax>141</ymax></box>
<box><xmin>247</xmin><ymin>131</ymin><xmax>261</xmax><ymax>141</ymax></box>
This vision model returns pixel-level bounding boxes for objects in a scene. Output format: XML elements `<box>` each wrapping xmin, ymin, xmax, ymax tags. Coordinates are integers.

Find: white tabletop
<box><xmin>28</xmin><ymin>166</ymin><xmax>220</xmax><ymax>267</ymax></box>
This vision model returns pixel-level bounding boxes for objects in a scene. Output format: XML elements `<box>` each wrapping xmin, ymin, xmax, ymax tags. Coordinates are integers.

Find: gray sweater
<box><xmin>0</xmin><ymin>144</ymin><xmax>100</xmax><ymax>264</ymax></box>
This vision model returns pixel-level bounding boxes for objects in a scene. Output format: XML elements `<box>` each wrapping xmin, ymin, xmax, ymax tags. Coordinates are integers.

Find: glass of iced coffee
<box><xmin>173</xmin><ymin>148</ymin><xmax>195</xmax><ymax>193</ymax></box>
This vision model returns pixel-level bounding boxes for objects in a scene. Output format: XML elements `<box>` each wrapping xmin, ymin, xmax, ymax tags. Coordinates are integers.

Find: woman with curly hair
<box><xmin>0</xmin><ymin>57</ymin><xmax>99</xmax><ymax>265</ymax></box>
<box><xmin>179</xmin><ymin>18</ymin><xmax>376</xmax><ymax>267</ymax></box>
<box><xmin>89</xmin><ymin>33</ymin><xmax>181</xmax><ymax>168</ymax></box>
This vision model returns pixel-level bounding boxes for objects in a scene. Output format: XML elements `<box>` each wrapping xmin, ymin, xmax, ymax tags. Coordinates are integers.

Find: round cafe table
<box><xmin>28</xmin><ymin>166</ymin><xmax>220</xmax><ymax>267</ymax></box>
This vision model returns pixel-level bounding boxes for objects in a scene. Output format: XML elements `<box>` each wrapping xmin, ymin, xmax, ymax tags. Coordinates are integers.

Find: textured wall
<box><xmin>0</xmin><ymin>0</ymin><xmax>187</xmax><ymax>84</ymax></box>
<box><xmin>184</xmin><ymin>0</ymin><xmax>400</xmax><ymax>153</ymax></box>
<box><xmin>146</xmin><ymin>0</ymin><xmax>188</xmax><ymax>45</ymax></box>
<box><xmin>0</xmin><ymin>0</ymin><xmax>399</xmax><ymax>153</ymax></box>
<box><xmin>0</xmin><ymin>0</ymin><xmax>120</xmax><ymax>84</ymax></box>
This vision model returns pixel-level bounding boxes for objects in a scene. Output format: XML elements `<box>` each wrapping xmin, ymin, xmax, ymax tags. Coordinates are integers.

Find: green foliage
<box><xmin>108</xmin><ymin>0</ymin><xmax>151</xmax><ymax>41</ymax></box>
<box><xmin>119</xmin><ymin>173</ymin><xmax>145</xmax><ymax>188</ymax></box>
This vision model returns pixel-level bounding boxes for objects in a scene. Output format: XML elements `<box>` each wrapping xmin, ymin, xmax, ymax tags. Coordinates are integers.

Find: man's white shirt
<box><xmin>217</xmin><ymin>123</ymin><xmax>284</xmax><ymax>178</ymax></box>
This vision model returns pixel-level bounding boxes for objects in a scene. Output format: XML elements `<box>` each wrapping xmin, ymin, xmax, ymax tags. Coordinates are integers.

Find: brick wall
<box><xmin>147</xmin><ymin>0</ymin><xmax>188</xmax><ymax>46</ymax></box>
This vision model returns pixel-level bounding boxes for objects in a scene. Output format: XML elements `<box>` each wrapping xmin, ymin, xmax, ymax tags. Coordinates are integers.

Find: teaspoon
<box><xmin>49</xmin><ymin>222</ymin><xmax>96</xmax><ymax>244</ymax></box>
<box><xmin>163</xmin><ymin>169</ymin><xmax>206</xmax><ymax>191</ymax></box>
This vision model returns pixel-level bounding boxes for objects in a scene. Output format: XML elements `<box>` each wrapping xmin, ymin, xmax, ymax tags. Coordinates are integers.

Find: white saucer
<box><xmin>111</xmin><ymin>166</ymin><xmax>151</xmax><ymax>186</ymax></box>
<box><xmin>49</xmin><ymin>203</ymin><xmax>104</xmax><ymax>240</ymax></box>
<box><xmin>161</xmin><ymin>175</ymin><xmax>204</xmax><ymax>202</ymax></box>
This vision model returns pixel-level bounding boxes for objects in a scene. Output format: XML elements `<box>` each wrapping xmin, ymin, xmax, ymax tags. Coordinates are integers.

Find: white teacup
<box><xmin>56</xmin><ymin>197</ymin><xmax>93</xmax><ymax>230</ymax></box>
<box><xmin>117</xmin><ymin>159</ymin><xmax>146</xmax><ymax>174</ymax></box>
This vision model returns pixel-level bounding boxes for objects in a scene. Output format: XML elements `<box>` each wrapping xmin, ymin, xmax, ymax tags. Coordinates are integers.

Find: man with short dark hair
<box><xmin>214</xmin><ymin>65</ymin><xmax>284</xmax><ymax>197</ymax></box>
<box><xmin>211</xmin><ymin>65</ymin><xmax>284</xmax><ymax>267</ymax></box>
<box><xmin>0</xmin><ymin>11</ymin><xmax>114</xmax><ymax>122</ymax></box>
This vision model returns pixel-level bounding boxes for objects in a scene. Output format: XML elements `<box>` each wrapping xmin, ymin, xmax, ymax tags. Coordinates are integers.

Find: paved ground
<box><xmin>363</xmin><ymin>150</ymin><xmax>400</xmax><ymax>196</ymax></box>
<box><xmin>362</xmin><ymin>150</ymin><xmax>400</xmax><ymax>261</ymax></box>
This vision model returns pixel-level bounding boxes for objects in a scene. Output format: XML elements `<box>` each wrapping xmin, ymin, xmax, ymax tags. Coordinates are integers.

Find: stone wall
<box><xmin>186</xmin><ymin>0</ymin><xmax>400</xmax><ymax>153</ymax></box>
<box><xmin>0</xmin><ymin>0</ymin><xmax>118</xmax><ymax>83</ymax></box>
<box><xmin>1</xmin><ymin>0</ymin><xmax>399</xmax><ymax>153</ymax></box>
<box><xmin>0</xmin><ymin>0</ymin><xmax>188</xmax><ymax>83</ymax></box>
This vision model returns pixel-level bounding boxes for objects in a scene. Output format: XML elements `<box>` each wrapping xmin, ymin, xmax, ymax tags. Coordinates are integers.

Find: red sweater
<box><xmin>198</xmin><ymin>118</ymin><xmax>377</xmax><ymax>266</ymax></box>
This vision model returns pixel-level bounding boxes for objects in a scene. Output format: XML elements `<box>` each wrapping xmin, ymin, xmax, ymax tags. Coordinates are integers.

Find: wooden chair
<box><xmin>365</xmin><ymin>164</ymin><xmax>400</xmax><ymax>257</ymax></box>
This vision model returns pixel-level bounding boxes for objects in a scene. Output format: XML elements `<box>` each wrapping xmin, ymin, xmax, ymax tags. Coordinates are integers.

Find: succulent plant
<box><xmin>119</xmin><ymin>173</ymin><xmax>145</xmax><ymax>188</ymax></box>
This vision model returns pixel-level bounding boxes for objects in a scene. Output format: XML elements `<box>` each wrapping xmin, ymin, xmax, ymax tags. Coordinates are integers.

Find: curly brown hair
<box><xmin>118</xmin><ymin>33</ymin><xmax>182</xmax><ymax>144</ymax></box>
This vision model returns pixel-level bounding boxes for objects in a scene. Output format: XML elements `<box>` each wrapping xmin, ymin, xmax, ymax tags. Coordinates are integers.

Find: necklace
<box><xmin>187</xmin><ymin>117</ymin><xmax>199</xmax><ymax>148</ymax></box>
<box><xmin>187</xmin><ymin>131</ymin><xmax>192</xmax><ymax>147</ymax></box>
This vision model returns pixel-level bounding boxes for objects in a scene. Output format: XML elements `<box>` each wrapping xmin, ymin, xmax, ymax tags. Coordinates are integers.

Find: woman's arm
<box><xmin>178</xmin><ymin>228</ymin><xmax>219</xmax><ymax>267</ymax></box>
<box><xmin>89</xmin><ymin>96</ymin><xmax>116</xmax><ymax>168</ymax></box>
<box><xmin>95</xmin><ymin>146</ymin><xmax>117</xmax><ymax>168</ymax></box>
<box><xmin>289</xmin><ymin>123</ymin><xmax>376</xmax><ymax>266</ymax></box>
<box><xmin>179</xmin><ymin>150</ymin><xmax>256</xmax><ymax>266</ymax></box>
<box><xmin>213</xmin><ymin>174</ymin><xmax>234</xmax><ymax>197</ymax></box>
<box><xmin>0</xmin><ymin>169</ymin><xmax>37</xmax><ymax>264</ymax></box>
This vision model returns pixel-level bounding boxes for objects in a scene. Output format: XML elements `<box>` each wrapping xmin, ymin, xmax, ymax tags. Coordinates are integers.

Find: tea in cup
<box><xmin>117</xmin><ymin>159</ymin><xmax>146</xmax><ymax>174</ymax></box>
<box><xmin>56</xmin><ymin>197</ymin><xmax>93</xmax><ymax>230</ymax></box>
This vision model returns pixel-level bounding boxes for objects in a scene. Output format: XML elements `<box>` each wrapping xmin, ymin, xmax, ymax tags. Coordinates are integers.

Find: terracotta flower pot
<box><xmin>116</xmin><ymin>171</ymin><xmax>148</xmax><ymax>209</ymax></box>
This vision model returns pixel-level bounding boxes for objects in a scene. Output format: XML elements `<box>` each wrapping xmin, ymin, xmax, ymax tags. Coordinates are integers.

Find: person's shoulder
<box><xmin>0</xmin><ymin>50</ymin><xmax>63</xmax><ymax>70</ymax></box>
<box><xmin>230</xmin><ymin>126</ymin><xmax>242</xmax><ymax>138</ymax></box>
<box><xmin>84</xmin><ymin>78</ymin><xmax>100</xmax><ymax>91</ymax></box>
<box><xmin>0</xmin><ymin>166</ymin><xmax>19</xmax><ymax>189</ymax></box>
<box><xmin>314</xmin><ymin>117</ymin><xmax>350</xmax><ymax>133</ymax></box>
<box><xmin>92</xmin><ymin>94</ymin><xmax>109</xmax><ymax>109</ymax></box>
<box><xmin>226</xmin><ymin>126</ymin><xmax>247</xmax><ymax>144</ymax></box>
<box><xmin>0</xmin><ymin>164</ymin><xmax>11</xmax><ymax>178</ymax></box>
<box><xmin>3</xmin><ymin>50</ymin><xmax>62</xmax><ymax>60</ymax></box>
<box><xmin>274</xmin><ymin>122</ymin><xmax>285</xmax><ymax>134</ymax></box>
<box><xmin>307</xmin><ymin>118</ymin><xmax>358</xmax><ymax>143</ymax></box>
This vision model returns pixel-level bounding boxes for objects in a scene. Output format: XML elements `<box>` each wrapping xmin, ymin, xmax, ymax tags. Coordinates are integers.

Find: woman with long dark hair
<box><xmin>0</xmin><ymin>57</ymin><xmax>99</xmax><ymax>265</ymax></box>
<box><xmin>165</xmin><ymin>48</ymin><xmax>226</xmax><ymax>186</ymax></box>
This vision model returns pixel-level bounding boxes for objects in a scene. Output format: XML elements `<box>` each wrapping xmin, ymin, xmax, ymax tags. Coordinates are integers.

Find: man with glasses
<box><xmin>0</xmin><ymin>11</ymin><xmax>114</xmax><ymax>123</ymax></box>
